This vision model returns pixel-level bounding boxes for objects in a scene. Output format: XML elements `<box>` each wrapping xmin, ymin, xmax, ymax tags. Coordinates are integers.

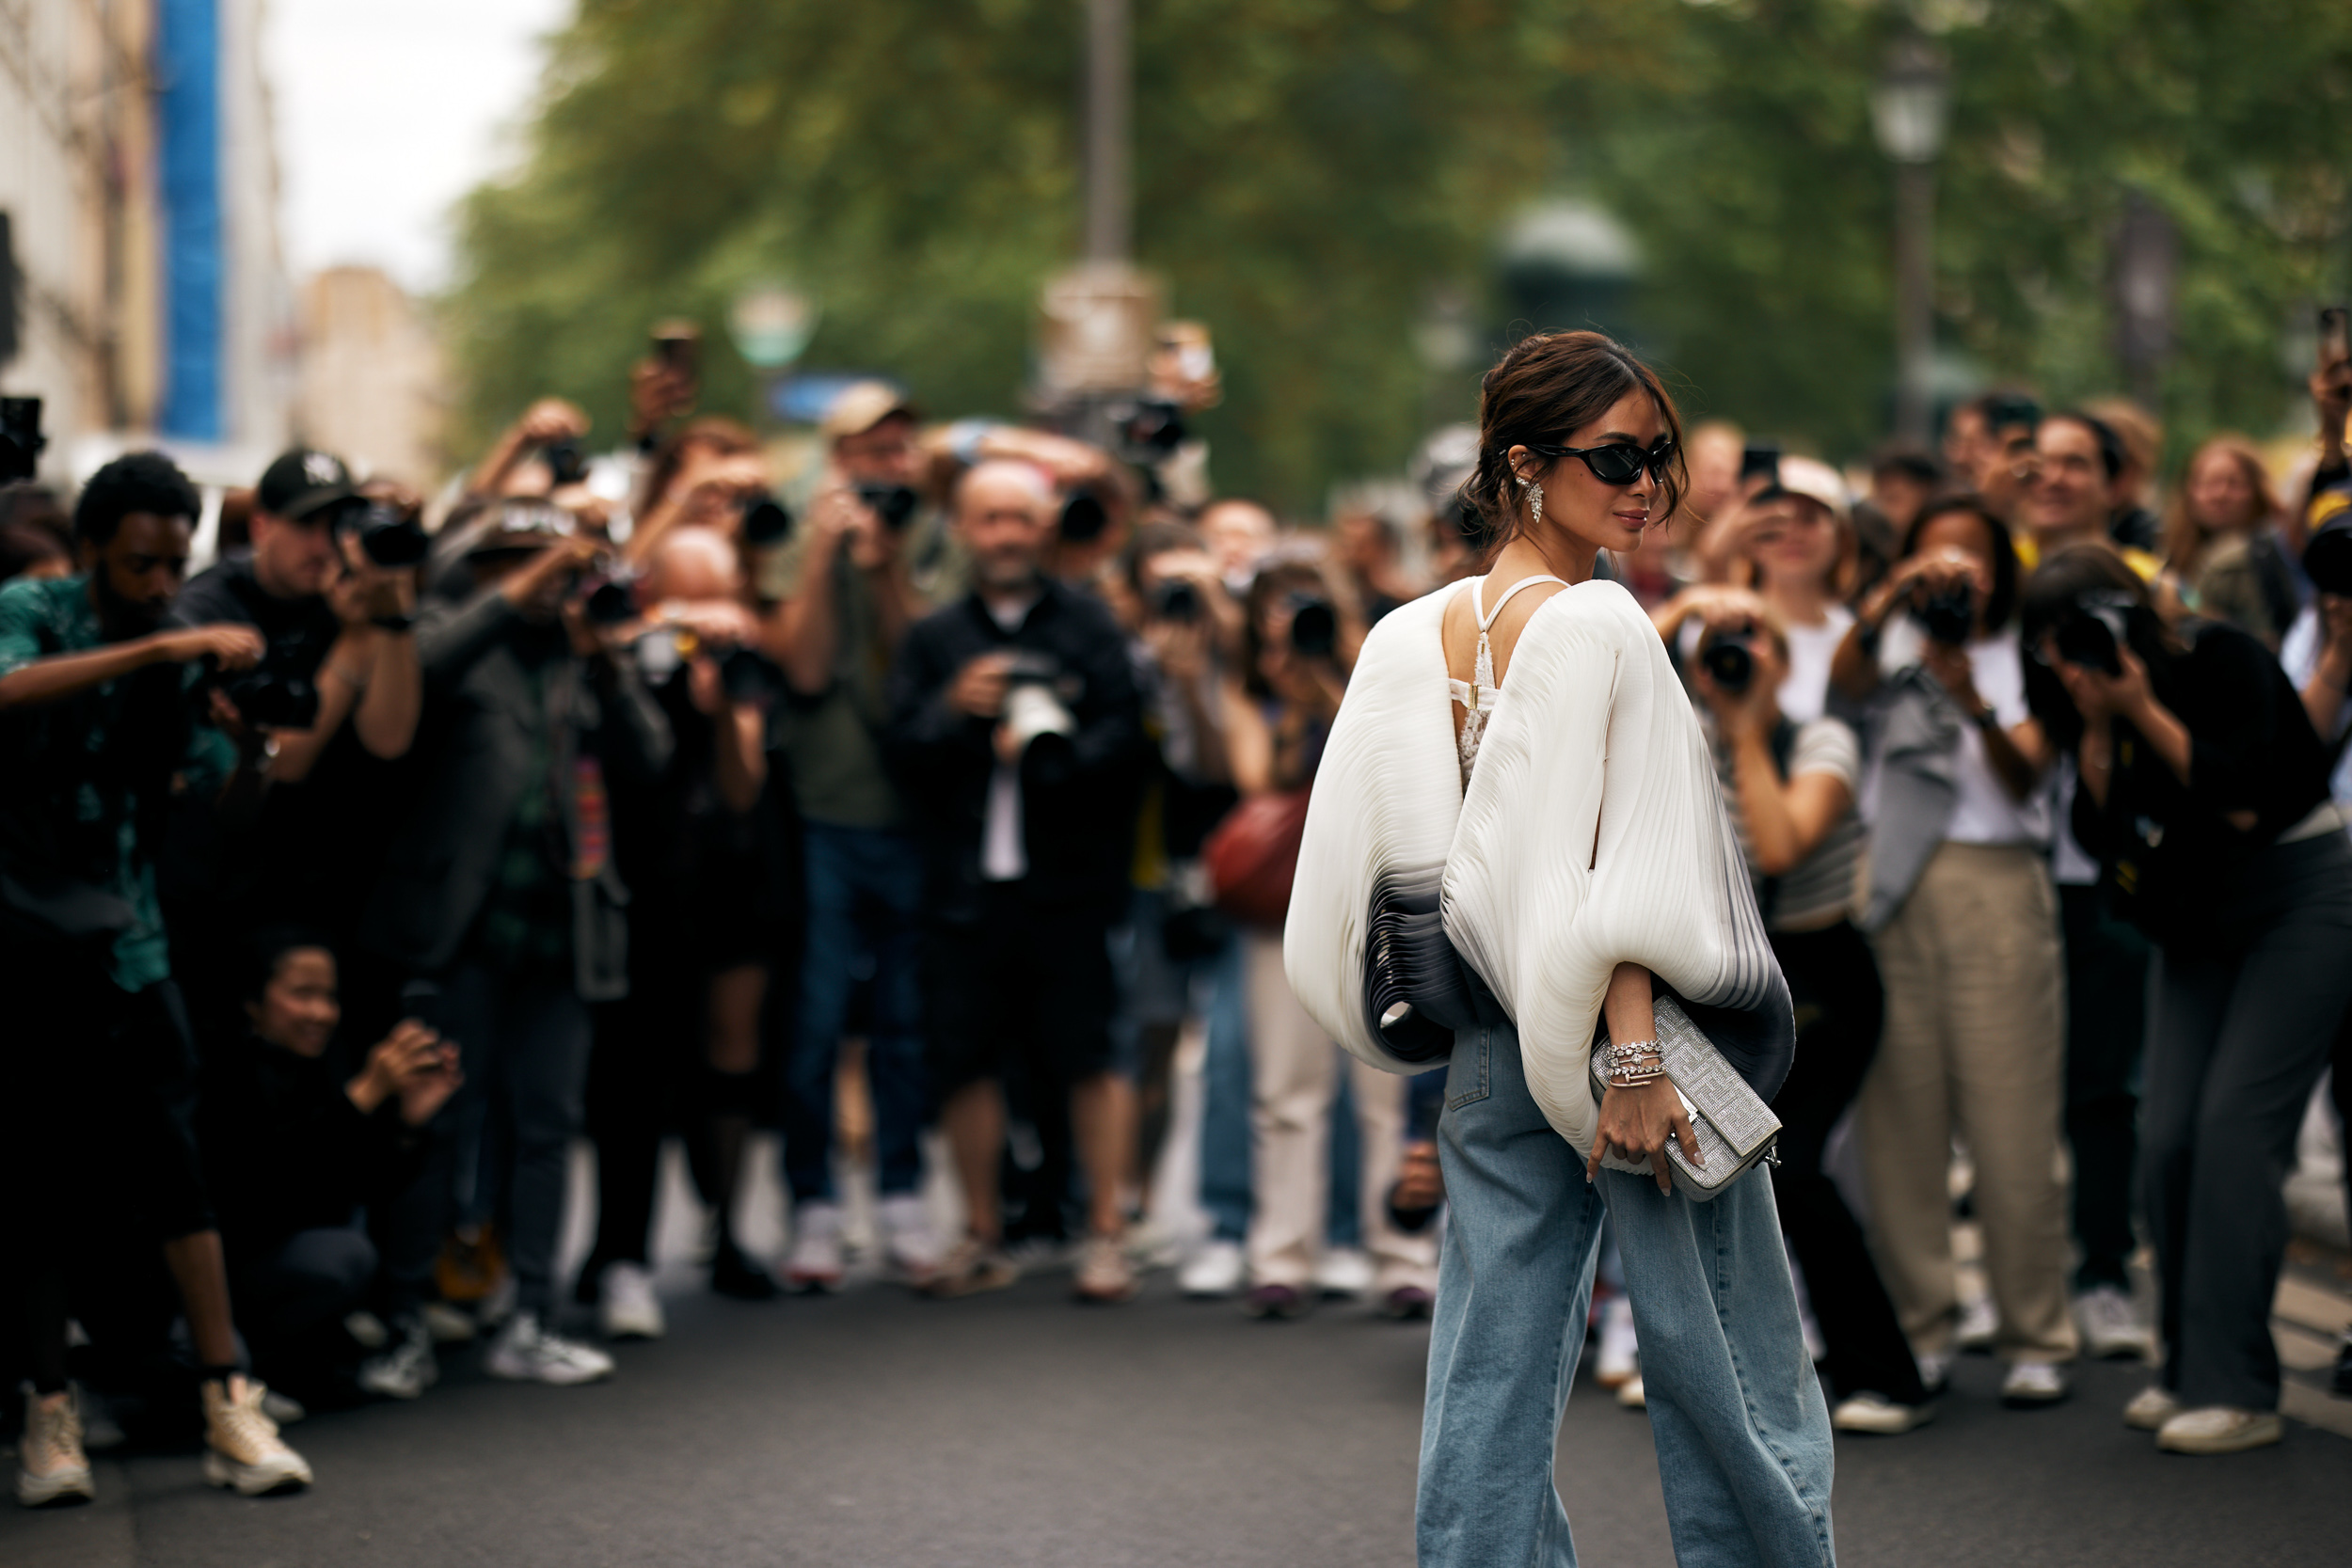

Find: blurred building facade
<box><xmin>296</xmin><ymin>265</ymin><xmax>445</xmax><ymax>486</ymax></box>
<box><xmin>0</xmin><ymin>0</ymin><xmax>293</xmax><ymax>487</ymax></box>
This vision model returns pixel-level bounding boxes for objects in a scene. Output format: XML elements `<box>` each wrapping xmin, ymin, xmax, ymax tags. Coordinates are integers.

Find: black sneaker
<box><xmin>712</xmin><ymin>1243</ymin><xmax>779</xmax><ymax>1301</ymax></box>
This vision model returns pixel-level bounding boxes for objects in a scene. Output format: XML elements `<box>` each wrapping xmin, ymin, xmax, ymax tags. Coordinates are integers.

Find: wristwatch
<box><xmin>1970</xmin><ymin>702</ymin><xmax>2001</xmax><ymax>731</ymax></box>
<box><xmin>371</xmin><ymin>612</ymin><xmax>417</xmax><ymax>633</ymax></box>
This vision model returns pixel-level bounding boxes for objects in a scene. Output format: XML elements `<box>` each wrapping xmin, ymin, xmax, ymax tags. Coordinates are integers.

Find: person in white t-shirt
<box><xmin>1653</xmin><ymin>454</ymin><xmax>1856</xmax><ymax>724</ymax></box>
<box><xmin>1829</xmin><ymin>494</ymin><xmax>2080</xmax><ymax>1407</ymax></box>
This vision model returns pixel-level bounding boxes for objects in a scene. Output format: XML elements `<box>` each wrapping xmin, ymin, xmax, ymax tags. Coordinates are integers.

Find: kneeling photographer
<box><xmin>2024</xmin><ymin>544</ymin><xmax>2352</xmax><ymax>1454</ymax></box>
<box><xmin>358</xmin><ymin>499</ymin><xmax>672</xmax><ymax>1389</ymax></box>
<box><xmin>1680</xmin><ymin>592</ymin><xmax>1928</xmax><ymax>1432</ymax></box>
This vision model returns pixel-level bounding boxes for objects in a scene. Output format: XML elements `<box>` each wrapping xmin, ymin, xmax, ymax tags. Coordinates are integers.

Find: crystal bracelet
<box><xmin>1602</xmin><ymin>1037</ymin><xmax>1665</xmax><ymax>1087</ymax></box>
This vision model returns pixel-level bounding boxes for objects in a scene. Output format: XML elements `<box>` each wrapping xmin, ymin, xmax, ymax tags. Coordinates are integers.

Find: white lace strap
<box><xmin>1477</xmin><ymin>574</ymin><xmax>1571</xmax><ymax>629</ymax></box>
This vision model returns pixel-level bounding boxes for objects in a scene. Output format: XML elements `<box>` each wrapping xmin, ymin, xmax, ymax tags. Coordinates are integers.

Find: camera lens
<box><xmin>344</xmin><ymin>502</ymin><xmax>429</xmax><ymax>568</ymax></box>
<box><xmin>1059</xmin><ymin>492</ymin><xmax>1109</xmax><ymax>543</ymax></box>
<box><xmin>854</xmin><ymin>483</ymin><xmax>920</xmax><ymax>531</ymax></box>
<box><xmin>740</xmin><ymin>493</ymin><xmax>793</xmax><ymax>546</ymax></box>
<box><xmin>1920</xmin><ymin>584</ymin><xmax>1977</xmax><ymax>646</ymax></box>
<box><xmin>583</xmin><ymin>577</ymin><xmax>636</xmax><ymax>626</ymax></box>
<box><xmin>1699</xmin><ymin>629</ymin><xmax>1756</xmax><ymax>695</ymax></box>
<box><xmin>1149</xmin><ymin>578</ymin><xmax>1200</xmax><ymax>623</ymax></box>
<box><xmin>1287</xmin><ymin>595</ymin><xmax>1337</xmax><ymax>659</ymax></box>
<box><xmin>2305</xmin><ymin>523</ymin><xmax>2352</xmax><ymax>597</ymax></box>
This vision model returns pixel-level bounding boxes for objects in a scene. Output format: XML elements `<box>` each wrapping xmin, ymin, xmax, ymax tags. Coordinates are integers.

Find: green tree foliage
<box><xmin>449</xmin><ymin>0</ymin><xmax>2352</xmax><ymax>503</ymax></box>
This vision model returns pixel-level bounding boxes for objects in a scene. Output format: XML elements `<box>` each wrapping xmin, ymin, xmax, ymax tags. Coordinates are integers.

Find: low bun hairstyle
<box><xmin>1468</xmin><ymin>330</ymin><xmax>1689</xmax><ymax>554</ymax></box>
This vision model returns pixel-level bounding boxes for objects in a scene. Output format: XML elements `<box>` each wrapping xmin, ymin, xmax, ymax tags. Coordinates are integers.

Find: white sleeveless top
<box><xmin>1450</xmin><ymin>574</ymin><xmax>1570</xmax><ymax>784</ymax></box>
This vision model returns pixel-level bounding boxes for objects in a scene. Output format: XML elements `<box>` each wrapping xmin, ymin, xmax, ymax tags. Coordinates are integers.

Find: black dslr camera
<box><xmin>1285</xmin><ymin>593</ymin><xmax>1337</xmax><ymax>659</ymax></box>
<box><xmin>0</xmin><ymin>397</ymin><xmax>45</xmax><ymax>483</ymax></box>
<box><xmin>1148</xmin><ymin>578</ymin><xmax>1200</xmax><ymax>623</ymax></box>
<box><xmin>338</xmin><ymin>500</ymin><xmax>429</xmax><ymax>568</ymax></box>
<box><xmin>2050</xmin><ymin>591</ymin><xmax>2136</xmax><ymax>677</ymax></box>
<box><xmin>1698</xmin><ymin>625</ymin><xmax>1758</xmax><ymax>695</ymax></box>
<box><xmin>855</xmin><ymin>483</ymin><xmax>920</xmax><ymax>531</ymax></box>
<box><xmin>1919</xmin><ymin>582</ymin><xmax>1977</xmax><ymax>646</ymax></box>
<box><xmin>209</xmin><ymin>647</ymin><xmax>322</xmax><ymax>732</ymax></box>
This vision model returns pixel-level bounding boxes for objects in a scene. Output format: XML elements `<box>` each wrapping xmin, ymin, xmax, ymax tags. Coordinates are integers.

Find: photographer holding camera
<box><xmin>577</xmin><ymin>527</ymin><xmax>791</xmax><ymax>1327</ymax></box>
<box><xmin>358</xmin><ymin>499</ymin><xmax>672</xmax><ymax>1387</ymax></box>
<box><xmin>1830</xmin><ymin>494</ymin><xmax>2080</xmax><ymax>1406</ymax></box>
<box><xmin>0</xmin><ymin>452</ymin><xmax>314</xmax><ymax>1502</ymax></box>
<box><xmin>755</xmin><ymin>383</ymin><xmax>942</xmax><ymax>1289</ymax></box>
<box><xmin>2022</xmin><ymin>543</ymin><xmax>2352</xmax><ymax>1453</ymax></box>
<box><xmin>1678</xmin><ymin>589</ymin><xmax>1929</xmax><ymax>1432</ymax></box>
<box><xmin>885</xmin><ymin>459</ymin><xmax>1149</xmax><ymax>1303</ymax></box>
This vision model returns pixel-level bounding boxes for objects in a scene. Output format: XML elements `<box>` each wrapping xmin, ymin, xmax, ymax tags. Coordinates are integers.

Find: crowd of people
<box><xmin>4</xmin><ymin>321</ymin><xmax>2351</xmax><ymax>1510</ymax></box>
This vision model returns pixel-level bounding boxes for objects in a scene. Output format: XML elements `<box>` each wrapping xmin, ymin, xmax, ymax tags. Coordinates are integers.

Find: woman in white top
<box><xmin>1286</xmin><ymin>333</ymin><xmax>1834</xmax><ymax>1568</ymax></box>
<box><xmin>1828</xmin><ymin>495</ymin><xmax>2079</xmax><ymax>1403</ymax></box>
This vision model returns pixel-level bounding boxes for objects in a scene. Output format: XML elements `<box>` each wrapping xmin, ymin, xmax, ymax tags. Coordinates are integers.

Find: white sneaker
<box><xmin>877</xmin><ymin>1194</ymin><xmax>945</xmax><ymax>1285</ymax></box>
<box><xmin>2156</xmin><ymin>1405</ymin><xmax>2283</xmax><ymax>1455</ymax></box>
<box><xmin>200</xmin><ymin>1376</ymin><xmax>312</xmax><ymax>1496</ymax></box>
<box><xmin>1915</xmin><ymin>1350</ymin><xmax>1955</xmax><ymax>1395</ymax></box>
<box><xmin>1594</xmin><ymin>1297</ymin><xmax>1639</xmax><ymax>1389</ymax></box>
<box><xmin>485</xmin><ymin>1312</ymin><xmax>613</xmax><ymax>1386</ymax></box>
<box><xmin>1179</xmin><ymin>1239</ymin><xmax>1246</xmax><ymax>1298</ymax></box>
<box><xmin>1956</xmin><ymin>1293</ymin><xmax>1998</xmax><ymax>1352</ymax></box>
<box><xmin>1832</xmin><ymin>1391</ymin><xmax>1935</xmax><ymax>1434</ymax></box>
<box><xmin>476</xmin><ymin>1273</ymin><xmax>517</xmax><ymax>1330</ymax></box>
<box><xmin>2123</xmin><ymin>1385</ymin><xmax>2181</xmax><ymax>1432</ymax></box>
<box><xmin>598</xmin><ymin>1262</ymin><xmax>666</xmax><ymax>1340</ymax></box>
<box><xmin>2074</xmin><ymin>1285</ymin><xmax>2153</xmax><ymax>1361</ymax></box>
<box><xmin>1999</xmin><ymin>1360</ymin><xmax>2069</xmax><ymax>1406</ymax></box>
<box><xmin>1315</xmin><ymin>1246</ymin><xmax>1375</xmax><ymax>1300</ymax></box>
<box><xmin>342</xmin><ymin>1310</ymin><xmax>389</xmax><ymax>1351</ymax></box>
<box><xmin>17</xmin><ymin>1387</ymin><xmax>94</xmax><ymax>1507</ymax></box>
<box><xmin>786</xmin><ymin>1201</ymin><xmax>846</xmax><ymax>1292</ymax></box>
<box><xmin>1616</xmin><ymin>1373</ymin><xmax>1648</xmax><ymax>1410</ymax></box>
<box><xmin>358</xmin><ymin>1322</ymin><xmax>439</xmax><ymax>1401</ymax></box>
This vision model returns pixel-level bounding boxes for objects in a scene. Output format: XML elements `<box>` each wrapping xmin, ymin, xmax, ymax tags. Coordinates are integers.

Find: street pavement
<box><xmin>7</xmin><ymin>1247</ymin><xmax>2349</xmax><ymax>1568</ymax></box>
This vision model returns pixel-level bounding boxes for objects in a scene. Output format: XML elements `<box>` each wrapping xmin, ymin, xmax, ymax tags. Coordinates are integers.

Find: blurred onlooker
<box><xmin>468</xmin><ymin>398</ymin><xmax>595</xmax><ymax>499</ymax></box>
<box><xmin>0</xmin><ymin>452</ymin><xmax>311</xmax><ymax>1499</ymax></box>
<box><xmin>578</xmin><ymin>528</ymin><xmax>789</xmax><ymax>1331</ymax></box>
<box><xmin>1680</xmin><ymin>592</ymin><xmax>1929</xmax><ymax>1433</ymax></box>
<box><xmin>0</xmin><ymin>518</ymin><xmax>72</xmax><ymax>582</ymax></box>
<box><xmin>1223</xmin><ymin>557</ymin><xmax>1435</xmax><ymax>1320</ymax></box>
<box><xmin>1831</xmin><ymin>495</ymin><xmax>2079</xmax><ymax>1404</ymax></box>
<box><xmin>1680</xmin><ymin>419</ymin><xmax>1746</xmax><ymax>533</ymax></box>
<box><xmin>1954</xmin><ymin>392</ymin><xmax>2042</xmax><ymax>526</ymax></box>
<box><xmin>625</xmin><ymin>416</ymin><xmax>769</xmax><ymax>565</ymax></box>
<box><xmin>884</xmin><ymin>460</ymin><xmax>1149</xmax><ymax>1302</ymax></box>
<box><xmin>2085</xmin><ymin>398</ymin><xmax>2162</xmax><ymax>554</ymax></box>
<box><xmin>2021</xmin><ymin>411</ymin><xmax>2153</xmax><ymax>575</ymax></box>
<box><xmin>199</xmin><ymin>932</ymin><xmax>458</xmax><ymax>1400</ymax></box>
<box><xmin>2025</xmin><ymin>545</ymin><xmax>2348</xmax><ymax>1453</ymax></box>
<box><xmin>1200</xmin><ymin>498</ymin><xmax>1277</xmax><ymax>600</ymax></box>
<box><xmin>758</xmin><ymin>386</ymin><xmax>940</xmax><ymax>1291</ymax></box>
<box><xmin>1661</xmin><ymin>455</ymin><xmax>1854</xmax><ymax>722</ymax></box>
<box><xmin>1867</xmin><ymin>445</ymin><xmax>1944</xmax><ymax>538</ymax></box>
<box><xmin>359</xmin><ymin>498</ymin><xmax>672</xmax><ymax>1387</ymax></box>
<box><xmin>1332</xmin><ymin>501</ymin><xmax>1421</xmax><ymax>624</ymax></box>
<box><xmin>2157</xmin><ymin>436</ymin><xmax>2296</xmax><ymax>649</ymax></box>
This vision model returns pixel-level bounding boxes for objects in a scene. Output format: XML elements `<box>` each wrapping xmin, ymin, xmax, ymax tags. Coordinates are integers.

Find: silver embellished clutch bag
<box><xmin>1589</xmin><ymin>993</ymin><xmax>1781</xmax><ymax>1201</ymax></box>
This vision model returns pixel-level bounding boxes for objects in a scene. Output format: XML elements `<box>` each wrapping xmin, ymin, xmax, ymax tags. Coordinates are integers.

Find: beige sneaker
<box><xmin>922</xmin><ymin>1236</ymin><xmax>1020</xmax><ymax>1299</ymax></box>
<box><xmin>17</xmin><ymin>1388</ymin><xmax>94</xmax><ymax>1508</ymax></box>
<box><xmin>2123</xmin><ymin>1385</ymin><xmax>2181</xmax><ymax>1432</ymax></box>
<box><xmin>201</xmin><ymin>1376</ymin><xmax>312</xmax><ymax>1496</ymax></box>
<box><xmin>2156</xmin><ymin>1406</ymin><xmax>2283</xmax><ymax>1455</ymax></box>
<box><xmin>1073</xmin><ymin>1235</ymin><xmax>1139</xmax><ymax>1304</ymax></box>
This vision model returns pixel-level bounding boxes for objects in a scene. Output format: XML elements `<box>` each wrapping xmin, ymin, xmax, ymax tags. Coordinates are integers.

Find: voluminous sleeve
<box><xmin>1441</xmin><ymin>583</ymin><xmax>1791</xmax><ymax>1158</ymax></box>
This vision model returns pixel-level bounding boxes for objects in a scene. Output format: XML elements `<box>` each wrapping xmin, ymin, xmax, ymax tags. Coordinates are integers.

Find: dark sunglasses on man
<box><xmin>1520</xmin><ymin>436</ymin><xmax>1678</xmax><ymax>487</ymax></box>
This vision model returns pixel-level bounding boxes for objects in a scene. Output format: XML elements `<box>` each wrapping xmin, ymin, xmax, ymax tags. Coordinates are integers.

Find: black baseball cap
<box><xmin>256</xmin><ymin>448</ymin><xmax>360</xmax><ymax>522</ymax></box>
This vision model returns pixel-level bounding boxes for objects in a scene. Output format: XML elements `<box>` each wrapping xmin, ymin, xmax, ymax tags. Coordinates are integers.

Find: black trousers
<box><xmin>2143</xmin><ymin>832</ymin><xmax>2352</xmax><ymax>1410</ymax></box>
<box><xmin>232</xmin><ymin>1227</ymin><xmax>377</xmax><ymax>1391</ymax></box>
<box><xmin>2058</xmin><ymin>882</ymin><xmax>2152</xmax><ymax>1291</ymax></box>
<box><xmin>1769</xmin><ymin>921</ymin><xmax>1927</xmax><ymax>1405</ymax></box>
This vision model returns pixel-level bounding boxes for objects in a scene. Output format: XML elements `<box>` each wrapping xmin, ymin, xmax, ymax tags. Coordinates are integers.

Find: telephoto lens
<box><xmin>1287</xmin><ymin>594</ymin><xmax>1338</xmax><ymax>658</ymax></box>
<box><xmin>1698</xmin><ymin>627</ymin><xmax>1756</xmax><ymax>694</ymax></box>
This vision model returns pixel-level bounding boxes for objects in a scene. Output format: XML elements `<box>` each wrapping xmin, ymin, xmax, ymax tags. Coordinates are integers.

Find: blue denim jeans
<box><xmin>1196</xmin><ymin>936</ymin><xmax>1255</xmax><ymax>1243</ymax></box>
<box><xmin>1419</xmin><ymin>1020</ymin><xmax>1835</xmax><ymax>1568</ymax></box>
<box><xmin>782</xmin><ymin>822</ymin><xmax>928</xmax><ymax>1201</ymax></box>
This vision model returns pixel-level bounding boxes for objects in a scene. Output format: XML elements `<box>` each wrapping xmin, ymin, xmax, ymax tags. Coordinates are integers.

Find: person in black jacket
<box><xmin>885</xmin><ymin>460</ymin><xmax>1148</xmax><ymax>1303</ymax></box>
<box><xmin>2025</xmin><ymin>543</ymin><xmax>2352</xmax><ymax>1456</ymax></box>
<box><xmin>200</xmin><ymin>931</ymin><xmax>457</xmax><ymax>1401</ymax></box>
<box><xmin>358</xmin><ymin>499</ymin><xmax>672</xmax><ymax>1387</ymax></box>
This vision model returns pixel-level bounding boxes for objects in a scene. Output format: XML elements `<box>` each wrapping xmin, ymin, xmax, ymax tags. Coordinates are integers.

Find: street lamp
<box><xmin>1872</xmin><ymin>33</ymin><xmax>1949</xmax><ymax>444</ymax></box>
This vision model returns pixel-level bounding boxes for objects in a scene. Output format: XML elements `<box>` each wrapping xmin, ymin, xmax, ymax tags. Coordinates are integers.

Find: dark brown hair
<box><xmin>1468</xmin><ymin>331</ymin><xmax>1688</xmax><ymax>552</ymax></box>
<box><xmin>1904</xmin><ymin>492</ymin><xmax>2021</xmax><ymax>632</ymax></box>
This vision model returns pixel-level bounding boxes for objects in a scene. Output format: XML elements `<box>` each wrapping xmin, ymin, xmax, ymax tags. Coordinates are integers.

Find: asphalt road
<box><xmin>8</xmin><ymin>1260</ymin><xmax>2350</xmax><ymax>1568</ymax></box>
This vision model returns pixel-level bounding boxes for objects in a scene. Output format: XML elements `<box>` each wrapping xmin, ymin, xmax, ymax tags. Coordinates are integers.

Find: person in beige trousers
<box><xmin>1240</xmin><ymin>927</ymin><xmax>1438</xmax><ymax>1315</ymax></box>
<box><xmin>1833</xmin><ymin>495</ymin><xmax>2080</xmax><ymax>1406</ymax></box>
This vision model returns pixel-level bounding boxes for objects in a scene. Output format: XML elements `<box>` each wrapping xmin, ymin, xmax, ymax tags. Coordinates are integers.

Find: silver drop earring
<box><xmin>1526</xmin><ymin>479</ymin><xmax>1544</xmax><ymax>527</ymax></box>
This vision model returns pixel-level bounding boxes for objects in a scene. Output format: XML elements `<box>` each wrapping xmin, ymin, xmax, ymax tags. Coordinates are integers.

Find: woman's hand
<box><xmin>2041</xmin><ymin>639</ymin><xmax>2152</xmax><ymax>727</ymax></box>
<box><xmin>1587</xmin><ymin>1078</ymin><xmax>1703</xmax><ymax>1195</ymax></box>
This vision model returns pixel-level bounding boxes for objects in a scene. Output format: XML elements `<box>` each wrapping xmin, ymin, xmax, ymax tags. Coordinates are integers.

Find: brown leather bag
<box><xmin>1203</xmin><ymin>789</ymin><xmax>1311</xmax><ymax>928</ymax></box>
